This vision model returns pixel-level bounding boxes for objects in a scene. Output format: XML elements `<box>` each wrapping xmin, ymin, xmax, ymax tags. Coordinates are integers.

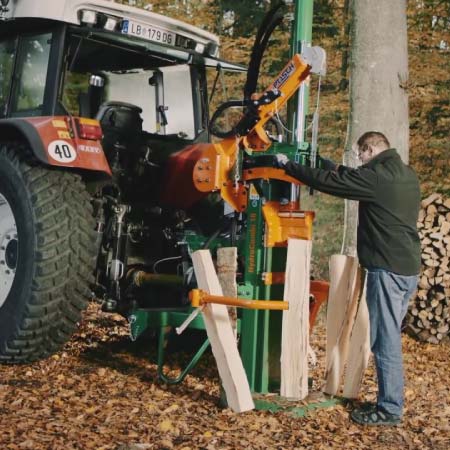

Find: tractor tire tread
<box><xmin>0</xmin><ymin>142</ymin><xmax>96</xmax><ymax>363</ymax></box>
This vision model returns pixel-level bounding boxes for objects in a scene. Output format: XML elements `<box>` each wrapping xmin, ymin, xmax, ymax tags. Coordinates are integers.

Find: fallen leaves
<box><xmin>158</xmin><ymin>420</ymin><xmax>174</xmax><ymax>433</ymax></box>
<box><xmin>0</xmin><ymin>299</ymin><xmax>449</xmax><ymax>450</ymax></box>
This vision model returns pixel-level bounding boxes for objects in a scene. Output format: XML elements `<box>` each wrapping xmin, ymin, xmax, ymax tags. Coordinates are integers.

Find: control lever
<box><xmin>157</xmin><ymin>105</ymin><xmax>168</xmax><ymax>126</ymax></box>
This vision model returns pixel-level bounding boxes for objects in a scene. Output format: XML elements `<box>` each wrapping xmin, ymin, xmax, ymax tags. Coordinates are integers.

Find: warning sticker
<box><xmin>249</xmin><ymin>185</ymin><xmax>260</xmax><ymax>200</ymax></box>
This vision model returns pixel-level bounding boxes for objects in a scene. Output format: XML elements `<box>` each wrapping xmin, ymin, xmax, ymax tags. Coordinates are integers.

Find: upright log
<box><xmin>191</xmin><ymin>250</ymin><xmax>254</xmax><ymax>413</ymax></box>
<box><xmin>324</xmin><ymin>255</ymin><xmax>361</xmax><ymax>395</ymax></box>
<box><xmin>280</xmin><ymin>238</ymin><xmax>312</xmax><ymax>400</ymax></box>
<box><xmin>342</xmin><ymin>272</ymin><xmax>371</xmax><ymax>398</ymax></box>
<box><xmin>216</xmin><ymin>247</ymin><xmax>238</xmax><ymax>339</ymax></box>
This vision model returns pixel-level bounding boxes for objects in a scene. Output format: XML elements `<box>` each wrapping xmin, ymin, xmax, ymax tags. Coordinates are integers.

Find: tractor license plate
<box><xmin>121</xmin><ymin>19</ymin><xmax>176</xmax><ymax>46</ymax></box>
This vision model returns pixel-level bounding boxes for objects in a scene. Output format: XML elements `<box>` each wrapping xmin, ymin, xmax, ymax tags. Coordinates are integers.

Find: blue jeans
<box><xmin>366</xmin><ymin>269</ymin><xmax>418</xmax><ymax>417</ymax></box>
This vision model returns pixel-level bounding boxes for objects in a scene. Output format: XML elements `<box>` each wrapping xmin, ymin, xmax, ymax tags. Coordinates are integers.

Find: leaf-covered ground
<box><xmin>0</xmin><ymin>303</ymin><xmax>449</xmax><ymax>450</ymax></box>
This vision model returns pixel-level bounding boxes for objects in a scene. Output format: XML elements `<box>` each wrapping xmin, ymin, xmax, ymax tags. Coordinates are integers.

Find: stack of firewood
<box><xmin>405</xmin><ymin>193</ymin><xmax>450</xmax><ymax>344</ymax></box>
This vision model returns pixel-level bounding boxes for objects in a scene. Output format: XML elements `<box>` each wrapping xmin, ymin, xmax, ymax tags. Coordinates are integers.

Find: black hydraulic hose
<box><xmin>208</xmin><ymin>2</ymin><xmax>286</xmax><ymax>139</ymax></box>
<box><xmin>268</xmin><ymin>116</ymin><xmax>283</xmax><ymax>137</ymax></box>
<box><xmin>208</xmin><ymin>99</ymin><xmax>245</xmax><ymax>139</ymax></box>
<box><xmin>243</xmin><ymin>1</ymin><xmax>286</xmax><ymax>101</ymax></box>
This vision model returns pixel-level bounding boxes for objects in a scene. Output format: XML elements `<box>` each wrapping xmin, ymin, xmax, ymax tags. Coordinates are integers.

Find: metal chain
<box><xmin>234</xmin><ymin>136</ymin><xmax>241</xmax><ymax>185</ymax></box>
<box><xmin>128</xmin><ymin>314</ymin><xmax>138</xmax><ymax>342</ymax></box>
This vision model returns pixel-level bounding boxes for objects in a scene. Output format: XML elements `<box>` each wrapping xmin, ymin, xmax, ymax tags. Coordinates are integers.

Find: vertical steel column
<box><xmin>289</xmin><ymin>0</ymin><xmax>314</xmax><ymax>146</ymax></box>
<box><xmin>240</xmin><ymin>0</ymin><xmax>315</xmax><ymax>394</ymax></box>
<box><xmin>240</xmin><ymin>195</ymin><xmax>268</xmax><ymax>392</ymax></box>
<box><xmin>290</xmin><ymin>0</ymin><xmax>313</xmax><ymax>204</ymax></box>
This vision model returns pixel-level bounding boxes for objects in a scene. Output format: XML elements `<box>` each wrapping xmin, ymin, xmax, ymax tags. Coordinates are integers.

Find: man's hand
<box><xmin>275</xmin><ymin>153</ymin><xmax>289</xmax><ymax>168</ymax></box>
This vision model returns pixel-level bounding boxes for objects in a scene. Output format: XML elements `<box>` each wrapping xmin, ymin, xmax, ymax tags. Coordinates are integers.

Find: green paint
<box><xmin>131</xmin><ymin>308</ymin><xmax>243</xmax><ymax>385</ymax></box>
<box><xmin>240</xmin><ymin>192</ymin><xmax>267</xmax><ymax>391</ymax></box>
<box><xmin>288</xmin><ymin>0</ymin><xmax>314</xmax><ymax>144</ymax></box>
<box><xmin>254</xmin><ymin>395</ymin><xmax>341</xmax><ymax>418</ymax></box>
<box><xmin>157</xmin><ymin>328</ymin><xmax>210</xmax><ymax>385</ymax></box>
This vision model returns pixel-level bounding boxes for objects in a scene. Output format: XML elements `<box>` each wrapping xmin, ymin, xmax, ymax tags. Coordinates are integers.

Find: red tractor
<box><xmin>0</xmin><ymin>0</ymin><xmax>246</xmax><ymax>361</ymax></box>
<box><xmin>0</xmin><ymin>0</ymin><xmax>327</xmax><ymax>382</ymax></box>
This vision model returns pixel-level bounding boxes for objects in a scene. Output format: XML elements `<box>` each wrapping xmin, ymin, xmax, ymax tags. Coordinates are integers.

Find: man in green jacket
<box><xmin>276</xmin><ymin>131</ymin><xmax>420</xmax><ymax>426</ymax></box>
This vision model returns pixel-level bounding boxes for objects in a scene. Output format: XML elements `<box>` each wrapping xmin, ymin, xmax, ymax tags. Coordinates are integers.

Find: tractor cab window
<box><xmin>10</xmin><ymin>33</ymin><xmax>52</xmax><ymax>116</ymax></box>
<box><xmin>0</xmin><ymin>38</ymin><xmax>16</xmax><ymax>118</ymax></box>
<box><xmin>104</xmin><ymin>65</ymin><xmax>196</xmax><ymax>138</ymax></box>
<box><xmin>61</xmin><ymin>31</ymin><xmax>204</xmax><ymax>140</ymax></box>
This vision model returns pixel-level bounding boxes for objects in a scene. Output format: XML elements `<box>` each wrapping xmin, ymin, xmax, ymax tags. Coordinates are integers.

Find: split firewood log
<box><xmin>405</xmin><ymin>193</ymin><xmax>450</xmax><ymax>344</ymax></box>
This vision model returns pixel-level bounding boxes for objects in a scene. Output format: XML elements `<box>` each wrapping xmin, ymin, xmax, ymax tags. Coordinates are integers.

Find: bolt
<box><xmin>5</xmin><ymin>270</ymin><xmax>10</xmax><ymax>275</ymax></box>
<box><xmin>0</xmin><ymin>261</ymin><xmax>4</xmax><ymax>265</ymax></box>
<box><xmin>5</xmin><ymin>235</ymin><xmax>10</xmax><ymax>240</ymax></box>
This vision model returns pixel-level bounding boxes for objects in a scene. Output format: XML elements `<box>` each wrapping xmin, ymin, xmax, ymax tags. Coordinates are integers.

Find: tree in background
<box><xmin>407</xmin><ymin>0</ymin><xmax>450</xmax><ymax>195</ymax></box>
<box><xmin>341</xmin><ymin>0</ymin><xmax>409</xmax><ymax>255</ymax></box>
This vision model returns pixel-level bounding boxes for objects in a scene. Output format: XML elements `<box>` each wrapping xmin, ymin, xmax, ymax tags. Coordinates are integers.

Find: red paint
<box><xmin>160</xmin><ymin>144</ymin><xmax>209</xmax><ymax>209</ymax></box>
<box><xmin>24</xmin><ymin>116</ymin><xmax>112</xmax><ymax>176</ymax></box>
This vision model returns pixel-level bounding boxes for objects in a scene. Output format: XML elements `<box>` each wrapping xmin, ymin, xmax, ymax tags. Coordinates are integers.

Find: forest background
<box><xmin>117</xmin><ymin>0</ymin><xmax>450</xmax><ymax>277</ymax></box>
<box><xmin>0</xmin><ymin>3</ymin><xmax>449</xmax><ymax>449</ymax></box>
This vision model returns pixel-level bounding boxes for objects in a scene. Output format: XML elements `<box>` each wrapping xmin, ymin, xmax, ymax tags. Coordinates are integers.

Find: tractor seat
<box><xmin>96</xmin><ymin>101</ymin><xmax>144</xmax><ymax>137</ymax></box>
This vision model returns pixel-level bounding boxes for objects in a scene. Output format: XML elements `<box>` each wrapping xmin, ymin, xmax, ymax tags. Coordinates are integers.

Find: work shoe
<box><xmin>351</xmin><ymin>406</ymin><xmax>401</xmax><ymax>426</ymax></box>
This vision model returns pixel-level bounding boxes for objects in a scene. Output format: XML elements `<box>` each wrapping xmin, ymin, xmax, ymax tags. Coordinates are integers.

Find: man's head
<box><xmin>355</xmin><ymin>131</ymin><xmax>390</xmax><ymax>164</ymax></box>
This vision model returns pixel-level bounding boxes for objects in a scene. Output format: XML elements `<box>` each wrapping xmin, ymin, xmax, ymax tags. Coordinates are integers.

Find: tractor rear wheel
<box><xmin>0</xmin><ymin>142</ymin><xmax>96</xmax><ymax>362</ymax></box>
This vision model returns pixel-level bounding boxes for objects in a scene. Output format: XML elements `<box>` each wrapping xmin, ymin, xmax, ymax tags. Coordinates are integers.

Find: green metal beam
<box><xmin>289</xmin><ymin>0</ymin><xmax>314</xmax><ymax>145</ymax></box>
<box><xmin>254</xmin><ymin>395</ymin><xmax>341</xmax><ymax>417</ymax></box>
<box><xmin>240</xmin><ymin>0</ymin><xmax>317</xmax><ymax>390</ymax></box>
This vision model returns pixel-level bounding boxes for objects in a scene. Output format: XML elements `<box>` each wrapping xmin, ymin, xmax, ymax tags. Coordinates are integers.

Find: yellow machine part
<box><xmin>242</xmin><ymin>54</ymin><xmax>311</xmax><ymax>152</ymax></box>
<box><xmin>262</xmin><ymin>201</ymin><xmax>314</xmax><ymax>247</ymax></box>
<box><xmin>191</xmin><ymin>137</ymin><xmax>248</xmax><ymax>212</ymax></box>
<box><xmin>190</xmin><ymin>54</ymin><xmax>312</xmax><ymax>213</ymax></box>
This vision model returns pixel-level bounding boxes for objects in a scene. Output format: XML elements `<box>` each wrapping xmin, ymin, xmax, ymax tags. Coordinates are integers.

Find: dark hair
<box><xmin>357</xmin><ymin>131</ymin><xmax>390</xmax><ymax>149</ymax></box>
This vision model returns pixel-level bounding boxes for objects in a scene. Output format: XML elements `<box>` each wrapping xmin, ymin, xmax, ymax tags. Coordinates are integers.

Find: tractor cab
<box><xmin>0</xmin><ymin>0</ymin><xmax>243</xmax><ymax>148</ymax></box>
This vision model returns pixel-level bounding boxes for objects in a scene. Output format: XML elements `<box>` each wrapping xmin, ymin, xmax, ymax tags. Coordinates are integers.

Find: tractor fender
<box><xmin>0</xmin><ymin>117</ymin><xmax>112</xmax><ymax>177</ymax></box>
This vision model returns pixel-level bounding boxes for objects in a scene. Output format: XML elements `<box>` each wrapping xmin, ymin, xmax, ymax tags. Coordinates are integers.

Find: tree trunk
<box><xmin>342</xmin><ymin>0</ymin><xmax>410</xmax><ymax>255</ymax></box>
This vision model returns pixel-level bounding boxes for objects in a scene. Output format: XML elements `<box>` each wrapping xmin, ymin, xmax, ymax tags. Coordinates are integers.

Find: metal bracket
<box><xmin>128</xmin><ymin>314</ymin><xmax>139</xmax><ymax>342</ymax></box>
<box><xmin>189</xmin><ymin>289</ymin><xmax>289</xmax><ymax>311</ymax></box>
<box><xmin>301</xmin><ymin>46</ymin><xmax>327</xmax><ymax>76</ymax></box>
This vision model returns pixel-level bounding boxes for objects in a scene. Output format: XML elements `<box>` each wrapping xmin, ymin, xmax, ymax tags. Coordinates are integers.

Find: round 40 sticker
<box><xmin>47</xmin><ymin>140</ymin><xmax>77</xmax><ymax>163</ymax></box>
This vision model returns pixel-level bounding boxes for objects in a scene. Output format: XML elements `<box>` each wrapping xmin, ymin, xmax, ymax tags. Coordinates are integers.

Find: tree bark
<box><xmin>342</xmin><ymin>0</ymin><xmax>410</xmax><ymax>255</ymax></box>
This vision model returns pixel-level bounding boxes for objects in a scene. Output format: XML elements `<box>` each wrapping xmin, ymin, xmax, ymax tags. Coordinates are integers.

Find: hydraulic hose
<box><xmin>209</xmin><ymin>2</ymin><xmax>287</xmax><ymax>139</ymax></box>
<box><xmin>244</xmin><ymin>1</ymin><xmax>286</xmax><ymax>101</ymax></box>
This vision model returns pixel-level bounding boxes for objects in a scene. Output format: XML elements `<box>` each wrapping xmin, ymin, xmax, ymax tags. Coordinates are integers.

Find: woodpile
<box><xmin>406</xmin><ymin>193</ymin><xmax>450</xmax><ymax>343</ymax></box>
